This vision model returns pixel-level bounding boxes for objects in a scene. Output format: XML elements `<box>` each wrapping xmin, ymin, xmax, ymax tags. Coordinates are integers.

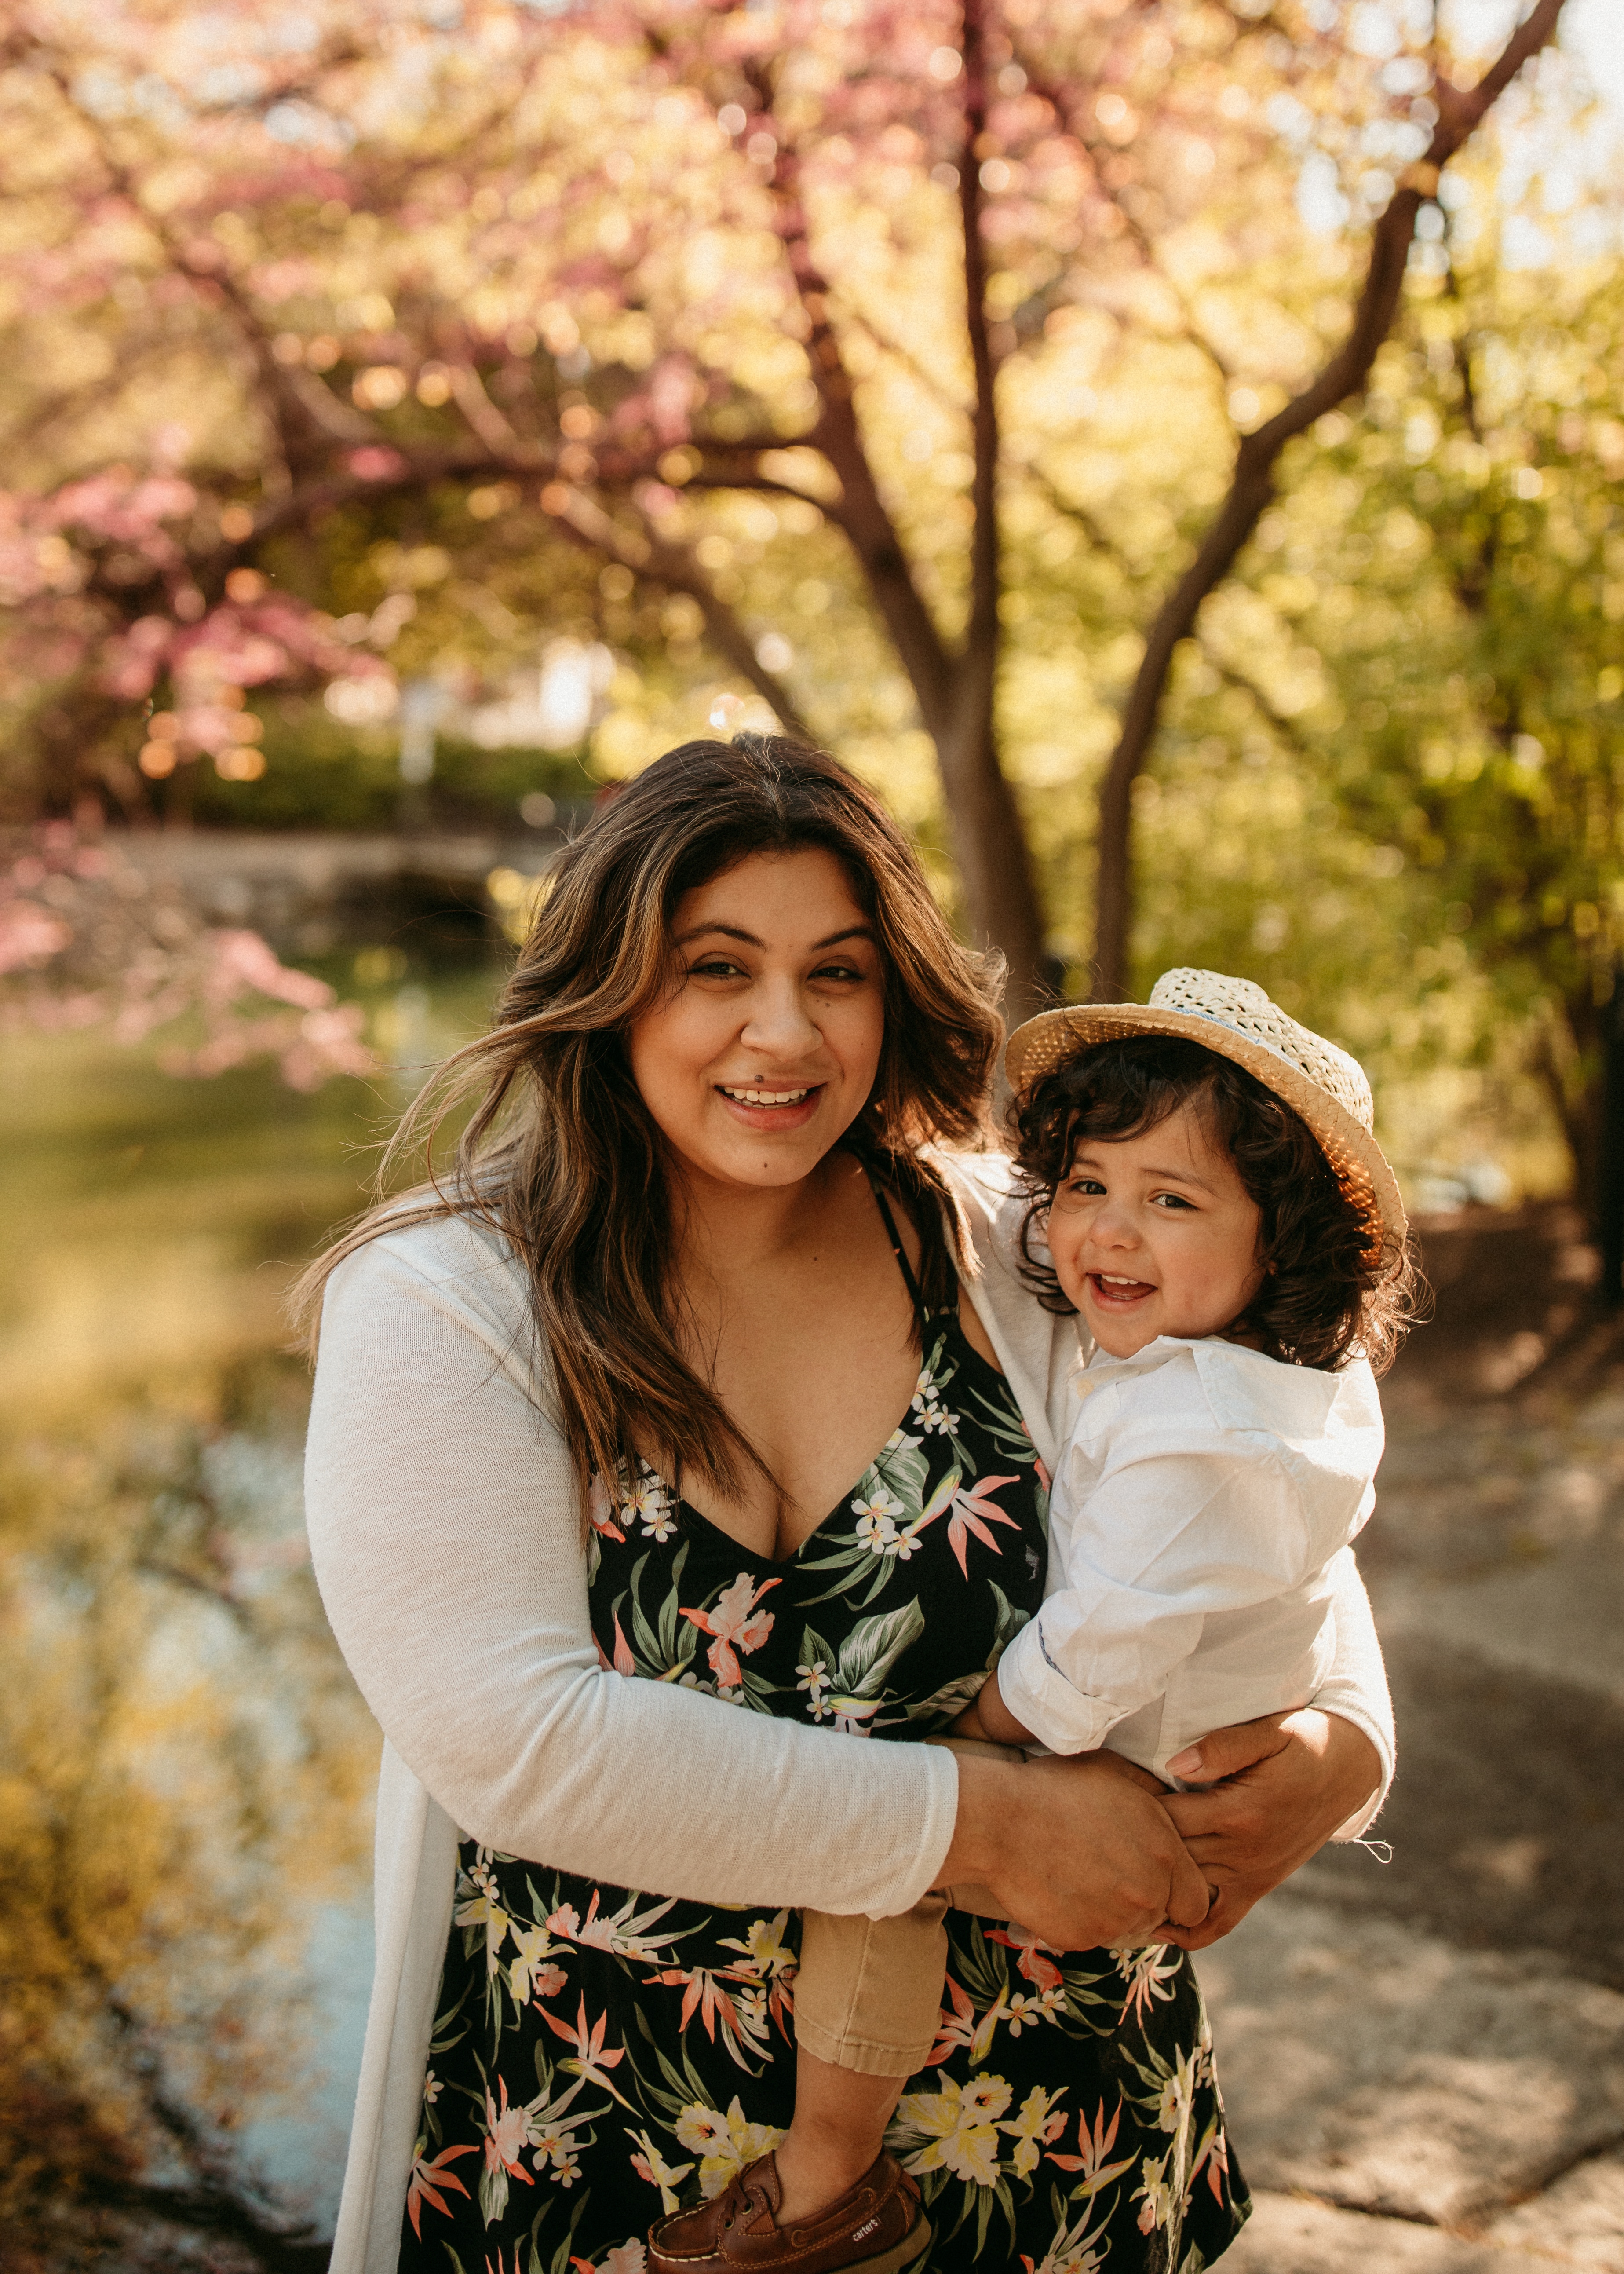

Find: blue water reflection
<box><xmin>0</xmin><ymin>960</ymin><xmax>500</xmax><ymax>2258</ymax></box>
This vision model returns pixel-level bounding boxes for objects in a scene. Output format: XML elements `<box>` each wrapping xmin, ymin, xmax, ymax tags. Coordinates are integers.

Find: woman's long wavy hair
<box><xmin>1011</xmin><ymin>1034</ymin><xmax>1419</xmax><ymax>1375</ymax></box>
<box><xmin>293</xmin><ymin>734</ymin><xmax>1004</xmax><ymax>1517</ymax></box>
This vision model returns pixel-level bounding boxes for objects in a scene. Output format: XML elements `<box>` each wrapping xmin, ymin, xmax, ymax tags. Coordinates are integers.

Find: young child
<box><xmin>659</xmin><ymin>969</ymin><xmax>1412</xmax><ymax>2273</ymax></box>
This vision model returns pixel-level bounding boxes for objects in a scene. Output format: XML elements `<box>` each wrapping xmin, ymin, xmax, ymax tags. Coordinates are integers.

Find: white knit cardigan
<box><xmin>305</xmin><ymin>1150</ymin><xmax>1394</xmax><ymax>2274</ymax></box>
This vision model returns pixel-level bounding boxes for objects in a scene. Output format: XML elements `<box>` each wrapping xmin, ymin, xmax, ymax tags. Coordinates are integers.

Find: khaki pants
<box><xmin>794</xmin><ymin>1738</ymin><xmax>1018</xmax><ymax>2079</ymax></box>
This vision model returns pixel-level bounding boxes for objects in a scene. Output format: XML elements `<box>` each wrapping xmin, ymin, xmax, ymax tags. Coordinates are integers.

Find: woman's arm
<box><xmin>963</xmin><ymin>1553</ymin><xmax>1390</xmax><ymax>1939</ymax></box>
<box><xmin>305</xmin><ymin>1221</ymin><xmax>1208</xmax><ymax>1946</ymax></box>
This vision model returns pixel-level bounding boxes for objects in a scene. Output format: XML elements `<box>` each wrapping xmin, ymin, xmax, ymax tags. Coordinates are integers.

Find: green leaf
<box><xmin>628</xmin><ymin>1552</ymin><xmax>663</xmax><ymax>1665</ymax></box>
<box><xmin>835</xmin><ymin>1600</ymin><xmax>927</xmax><ymax>1697</ymax></box>
<box><xmin>738</xmin><ymin>1668</ymin><xmax>779</xmax><ymax>1713</ymax></box>
<box><xmin>872</xmin><ymin>1437</ymin><xmax>931</xmax><ymax>1513</ymax></box>
<box><xmin>798</xmin><ymin>1623</ymin><xmax>836</xmax><ymax>1675</ymax></box>
<box><xmin>655</xmin><ymin>1541</ymin><xmax>690</xmax><ymax>1660</ymax></box>
<box><xmin>985</xmin><ymin>1579</ymin><xmax>1033</xmax><ymax>1662</ymax></box>
<box><xmin>905</xmin><ymin>1670</ymin><xmax>989</xmax><ymax>1723</ymax></box>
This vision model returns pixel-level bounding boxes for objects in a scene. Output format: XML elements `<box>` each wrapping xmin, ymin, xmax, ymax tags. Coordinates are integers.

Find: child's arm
<box><xmin>949</xmin><ymin>1675</ymin><xmax>1034</xmax><ymax>1749</ymax></box>
<box><xmin>993</xmin><ymin>1429</ymin><xmax>1355</xmax><ymax>1758</ymax></box>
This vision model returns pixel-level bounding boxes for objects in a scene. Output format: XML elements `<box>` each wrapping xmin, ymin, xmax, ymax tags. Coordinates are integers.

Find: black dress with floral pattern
<box><xmin>398</xmin><ymin>1206</ymin><xmax>1249</xmax><ymax>2274</ymax></box>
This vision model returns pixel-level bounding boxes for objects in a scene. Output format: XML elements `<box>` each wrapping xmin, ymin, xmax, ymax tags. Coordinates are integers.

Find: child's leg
<box><xmin>772</xmin><ymin>1738</ymin><xmax>1025</xmax><ymax>2223</ymax></box>
<box><xmin>774</xmin><ymin>1895</ymin><xmax>948</xmax><ymax>2219</ymax></box>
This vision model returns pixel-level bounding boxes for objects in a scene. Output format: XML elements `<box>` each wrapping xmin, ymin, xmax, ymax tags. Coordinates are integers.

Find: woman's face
<box><xmin>627</xmin><ymin>846</ymin><xmax>886</xmax><ymax>1195</ymax></box>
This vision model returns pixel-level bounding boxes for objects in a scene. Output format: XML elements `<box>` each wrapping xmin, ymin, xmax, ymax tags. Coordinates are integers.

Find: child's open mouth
<box><xmin>1088</xmin><ymin>1272</ymin><xmax>1157</xmax><ymax>1307</ymax></box>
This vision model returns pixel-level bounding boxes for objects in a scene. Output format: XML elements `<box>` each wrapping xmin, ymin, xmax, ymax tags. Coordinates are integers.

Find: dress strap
<box><xmin>867</xmin><ymin>1176</ymin><xmax>929</xmax><ymax>1330</ymax></box>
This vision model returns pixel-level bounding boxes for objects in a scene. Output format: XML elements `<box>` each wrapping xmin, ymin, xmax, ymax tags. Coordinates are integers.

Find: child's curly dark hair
<box><xmin>1010</xmin><ymin>1033</ymin><xmax>1419</xmax><ymax>1375</ymax></box>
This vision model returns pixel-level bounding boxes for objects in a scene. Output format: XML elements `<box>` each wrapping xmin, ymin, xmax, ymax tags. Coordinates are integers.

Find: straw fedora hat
<box><xmin>1005</xmin><ymin>967</ymin><xmax>1406</xmax><ymax>1261</ymax></box>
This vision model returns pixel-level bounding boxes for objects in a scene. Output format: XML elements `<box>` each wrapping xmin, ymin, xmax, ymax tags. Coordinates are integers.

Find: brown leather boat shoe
<box><xmin>646</xmin><ymin>2149</ymin><xmax>930</xmax><ymax>2274</ymax></box>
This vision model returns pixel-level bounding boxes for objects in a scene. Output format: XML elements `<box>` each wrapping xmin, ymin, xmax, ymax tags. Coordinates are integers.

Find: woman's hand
<box><xmin>1153</xmin><ymin>1708</ymin><xmax>1382</xmax><ymax>1950</ymax></box>
<box><xmin>941</xmin><ymin>1748</ymin><xmax>1212</xmax><ymax>1952</ymax></box>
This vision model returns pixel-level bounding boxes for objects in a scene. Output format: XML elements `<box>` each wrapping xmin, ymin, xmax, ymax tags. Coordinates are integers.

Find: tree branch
<box><xmin>1090</xmin><ymin>0</ymin><xmax>1569</xmax><ymax>998</ymax></box>
<box><xmin>447</xmin><ymin>362</ymin><xmax>522</xmax><ymax>455</ymax></box>
<box><xmin>740</xmin><ymin>61</ymin><xmax>956</xmax><ymax>737</ymax></box>
<box><xmin>33</xmin><ymin>57</ymin><xmax>363</xmax><ymax>480</ymax></box>
<box><xmin>960</xmin><ymin>0</ymin><xmax>1000</xmax><ymax>671</ymax></box>
<box><xmin>673</xmin><ymin>437</ymin><xmax>834</xmax><ymax>511</ymax></box>
<box><xmin>1024</xmin><ymin>466</ymin><xmax>1146</xmax><ymax>581</ymax></box>
<box><xmin>1012</xmin><ymin>45</ymin><xmax>1239</xmax><ymax>391</ymax></box>
<box><xmin>840</xmin><ymin>310</ymin><xmax>963</xmax><ymax>419</ymax></box>
<box><xmin>724</xmin><ymin>37</ymin><xmax>1045</xmax><ymax>1003</ymax></box>
<box><xmin>1204</xmin><ymin>648</ymin><xmax>1317</xmax><ymax>761</ymax></box>
<box><xmin>543</xmin><ymin>487</ymin><xmax>813</xmax><ymax>740</ymax></box>
<box><xmin>1438</xmin><ymin>245</ymin><xmax>1499</xmax><ymax>617</ymax></box>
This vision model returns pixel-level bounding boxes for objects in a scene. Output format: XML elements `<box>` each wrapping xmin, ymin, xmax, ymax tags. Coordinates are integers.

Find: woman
<box><xmin>302</xmin><ymin>736</ymin><xmax>1392</xmax><ymax>2273</ymax></box>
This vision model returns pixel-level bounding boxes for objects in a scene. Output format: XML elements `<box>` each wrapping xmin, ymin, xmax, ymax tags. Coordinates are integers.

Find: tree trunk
<box><xmin>933</xmin><ymin>662</ymin><xmax>1048</xmax><ymax>1030</ymax></box>
<box><xmin>1533</xmin><ymin>995</ymin><xmax>1606</xmax><ymax>1233</ymax></box>
<box><xmin>926</xmin><ymin>0</ymin><xmax>1047</xmax><ymax>1030</ymax></box>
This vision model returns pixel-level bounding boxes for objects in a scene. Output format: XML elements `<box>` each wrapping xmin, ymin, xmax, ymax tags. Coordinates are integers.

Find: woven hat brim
<box><xmin>1005</xmin><ymin>1003</ymin><xmax>1408</xmax><ymax>1261</ymax></box>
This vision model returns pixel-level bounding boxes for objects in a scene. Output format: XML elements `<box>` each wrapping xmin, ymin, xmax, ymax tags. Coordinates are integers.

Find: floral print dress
<box><xmin>399</xmin><ymin>1197</ymin><xmax>1249</xmax><ymax>2274</ymax></box>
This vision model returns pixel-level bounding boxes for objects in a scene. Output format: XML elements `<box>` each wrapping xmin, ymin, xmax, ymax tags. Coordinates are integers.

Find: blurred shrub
<box><xmin>179</xmin><ymin>706</ymin><xmax>599</xmax><ymax>836</ymax></box>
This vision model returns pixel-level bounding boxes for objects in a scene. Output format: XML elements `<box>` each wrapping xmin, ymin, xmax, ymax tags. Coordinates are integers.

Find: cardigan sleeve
<box><xmin>303</xmin><ymin>1216</ymin><xmax>958</xmax><ymax>1919</ymax></box>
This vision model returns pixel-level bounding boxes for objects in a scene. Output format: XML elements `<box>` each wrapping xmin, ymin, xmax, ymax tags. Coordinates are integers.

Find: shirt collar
<box><xmin>1075</xmin><ymin>1334</ymin><xmax>1203</xmax><ymax>1389</ymax></box>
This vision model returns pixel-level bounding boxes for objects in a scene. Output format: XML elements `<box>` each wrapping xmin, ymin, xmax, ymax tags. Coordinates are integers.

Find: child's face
<box><xmin>1046</xmin><ymin>1098</ymin><xmax>1265</xmax><ymax>1360</ymax></box>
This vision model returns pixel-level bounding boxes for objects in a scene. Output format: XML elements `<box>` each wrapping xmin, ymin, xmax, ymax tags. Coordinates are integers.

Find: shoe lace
<box><xmin>734</xmin><ymin>2172</ymin><xmax>775</xmax><ymax>2232</ymax></box>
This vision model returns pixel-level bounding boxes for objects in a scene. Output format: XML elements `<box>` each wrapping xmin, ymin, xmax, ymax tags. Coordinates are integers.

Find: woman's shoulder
<box><xmin>331</xmin><ymin>1201</ymin><xmax>521</xmax><ymax>1286</ymax></box>
<box><xmin>321</xmin><ymin>1205</ymin><xmax>537</xmax><ymax>1366</ymax></box>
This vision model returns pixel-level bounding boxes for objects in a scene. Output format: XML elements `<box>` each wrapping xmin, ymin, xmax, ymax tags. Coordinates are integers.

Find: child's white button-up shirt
<box><xmin>996</xmin><ymin>1334</ymin><xmax>1384</xmax><ymax>1778</ymax></box>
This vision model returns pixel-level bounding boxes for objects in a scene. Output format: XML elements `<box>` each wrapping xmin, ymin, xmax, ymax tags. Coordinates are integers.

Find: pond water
<box><xmin>0</xmin><ymin>959</ymin><xmax>505</xmax><ymax>2260</ymax></box>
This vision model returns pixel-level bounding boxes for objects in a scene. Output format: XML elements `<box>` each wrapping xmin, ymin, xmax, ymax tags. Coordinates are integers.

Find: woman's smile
<box><xmin>715</xmin><ymin>1080</ymin><xmax>825</xmax><ymax>1128</ymax></box>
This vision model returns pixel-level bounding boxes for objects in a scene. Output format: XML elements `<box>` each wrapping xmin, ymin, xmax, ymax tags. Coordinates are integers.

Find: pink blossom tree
<box><xmin>0</xmin><ymin>0</ymin><xmax>1572</xmax><ymax>1017</ymax></box>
